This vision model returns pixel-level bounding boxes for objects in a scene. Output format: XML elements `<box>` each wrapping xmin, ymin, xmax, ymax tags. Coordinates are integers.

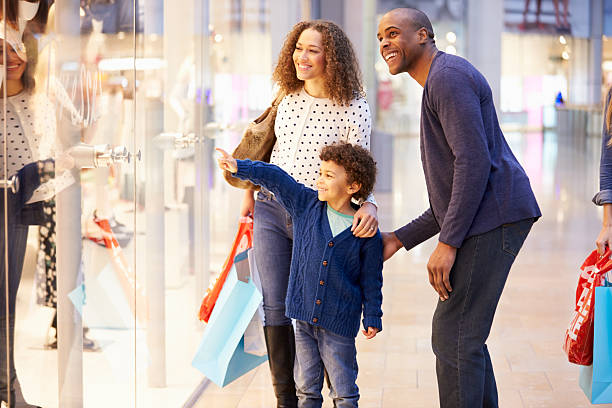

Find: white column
<box><xmin>466</xmin><ymin>0</ymin><xmax>503</xmax><ymax>110</ymax></box>
<box><xmin>193</xmin><ymin>0</ymin><xmax>211</xmax><ymax>328</ymax></box>
<box><xmin>589</xmin><ymin>0</ymin><xmax>603</xmax><ymax>105</ymax></box>
<box><xmin>55</xmin><ymin>0</ymin><xmax>83</xmax><ymax>406</ymax></box>
<box><xmin>269</xmin><ymin>0</ymin><xmax>302</xmax><ymax>61</ymax></box>
<box><xmin>143</xmin><ymin>0</ymin><xmax>167</xmax><ymax>388</ymax></box>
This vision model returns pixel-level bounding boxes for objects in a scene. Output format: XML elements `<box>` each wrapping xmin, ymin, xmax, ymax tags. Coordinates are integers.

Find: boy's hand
<box><xmin>215</xmin><ymin>148</ymin><xmax>238</xmax><ymax>173</ymax></box>
<box><xmin>381</xmin><ymin>232</ymin><xmax>403</xmax><ymax>261</ymax></box>
<box><xmin>361</xmin><ymin>327</ymin><xmax>379</xmax><ymax>339</ymax></box>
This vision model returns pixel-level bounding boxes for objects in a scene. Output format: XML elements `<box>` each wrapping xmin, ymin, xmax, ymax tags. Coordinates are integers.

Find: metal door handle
<box><xmin>0</xmin><ymin>175</ymin><xmax>18</xmax><ymax>193</ymax></box>
<box><xmin>156</xmin><ymin>132</ymin><xmax>200</xmax><ymax>149</ymax></box>
<box><xmin>68</xmin><ymin>143</ymin><xmax>136</xmax><ymax>168</ymax></box>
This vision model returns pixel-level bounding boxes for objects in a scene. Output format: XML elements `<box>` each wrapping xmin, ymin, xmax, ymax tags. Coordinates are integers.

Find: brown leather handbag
<box><xmin>223</xmin><ymin>91</ymin><xmax>285</xmax><ymax>190</ymax></box>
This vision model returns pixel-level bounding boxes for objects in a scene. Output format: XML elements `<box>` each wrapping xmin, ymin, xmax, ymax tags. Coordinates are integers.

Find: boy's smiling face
<box><xmin>316</xmin><ymin>160</ymin><xmax>360</xmax><ymax>203</ymax></box>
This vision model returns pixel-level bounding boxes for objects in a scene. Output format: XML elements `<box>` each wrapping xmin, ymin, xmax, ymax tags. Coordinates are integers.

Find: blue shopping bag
<box><xmin>579</xmin><ymin>286</ymin><xmax>612</xmax><ymax>404</ymax></box>
<box><xmin>191</xmin><ymin>249</ymin><xmax>268</xmax><ymax>387</ymax></box>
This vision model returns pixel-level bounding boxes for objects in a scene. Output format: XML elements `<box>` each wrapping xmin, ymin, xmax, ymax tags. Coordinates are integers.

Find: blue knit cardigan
<box><xmin>233</xmin><ymin>159</ymin><xmax>383</xmax><ymax>338</ymax></box>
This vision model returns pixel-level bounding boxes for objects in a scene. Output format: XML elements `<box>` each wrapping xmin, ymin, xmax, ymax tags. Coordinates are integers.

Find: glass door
<box><xmin>3</xmin><ymin>0</ymin><xmax>291</xmax><ymax>406</ymax></box>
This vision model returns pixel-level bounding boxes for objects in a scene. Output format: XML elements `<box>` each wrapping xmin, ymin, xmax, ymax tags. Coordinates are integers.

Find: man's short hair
<box><xmin>394</xmin><ymin>7</ymin><xmax>435</xmax><ymax>40</ymax></box>
<box><xmin>319</xmin><ymin>142</ymin><xmax>377</xmax><ymax>201</ymax></box>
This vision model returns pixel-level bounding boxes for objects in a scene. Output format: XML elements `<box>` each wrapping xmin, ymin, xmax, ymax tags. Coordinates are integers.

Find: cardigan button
<box><xmin>319</xmin><ymin>280</ymin><xmax>325</xmax><ymax>286</ymax></box>
<box><xmin>312</xmin><ymin>318</ymin><xmax>318</xmax><ymax>323</ymax></box>
<box><xmin>316</xmin><ymin>299</ymin><xmax>321</xmax><ymax>305</ymax></box>
<box><xmin>328</xmin><ymin>241</ymin><xmax>334</xmax><ymax>247</ymax></box>
<box><xmin>322</xmin><ymin>260</ymin><xmax>328</xmax><ymax>266</ymax></box>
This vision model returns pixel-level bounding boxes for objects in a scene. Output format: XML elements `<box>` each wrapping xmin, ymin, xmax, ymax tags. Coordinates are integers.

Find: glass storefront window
<box><xmin>4</xmin><ymin>0</ymin><xmax>286</xmax><ymax>406</ymax></box>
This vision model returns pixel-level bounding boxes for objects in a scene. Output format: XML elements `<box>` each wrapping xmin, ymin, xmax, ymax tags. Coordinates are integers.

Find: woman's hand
<box><xmin>352</xmin><ymin>201</ymin><xmax>378</xmax><ymax>238</ymax></box>
<box><xmin>597</xmin><ymin>204</ymin><xmax>612</xmax><ymax>255</ymax></box>
<box><xmin>215</xmin><ymin>148</ymin><xmax>237</xmax><ymax>173</ymax></box>
<box><xmin>596</xmin><ymin>225</ymin><xmax>612</xmax><ymax>255</ymax></box>
<box><xmin>241</xmin><ymin>190</ymin><xmax>255</xmax><ymax>218</ymax></box>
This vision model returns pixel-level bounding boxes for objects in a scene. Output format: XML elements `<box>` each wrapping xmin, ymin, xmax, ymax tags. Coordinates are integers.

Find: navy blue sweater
<box><xmin>395</xmin><ymin>52</ymin><xmax>541</xmax><ymax>249</ymax></box>
<box><xmin>233</xmin><ymin>159</ymin><xmax>383</xmax><ymax>338</ymax></box>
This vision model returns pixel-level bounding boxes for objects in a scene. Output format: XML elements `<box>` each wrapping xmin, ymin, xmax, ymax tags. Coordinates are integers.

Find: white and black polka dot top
<box><xmin>271</xmin><ymin>87</ymin><xmax>372</xmax><ymax>191</ymax></box>
<box><xmin>0</xmin><ymin>96</ymin><xmax>33</xmax><ymax>177</ymax></box>
<box><xmin>0</xmin><ymin>91</ymin><xmax>56</xmax><ymax>202</ymax></box>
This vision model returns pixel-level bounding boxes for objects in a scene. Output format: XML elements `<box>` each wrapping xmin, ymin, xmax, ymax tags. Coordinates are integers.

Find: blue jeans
<box><xmin>432</xmin><ymin>218</ymin><xmax>534</xmax><ymax>408</ymax></box>
<box><xmin>0</xmin><ymin>223</ymin><xmax>29</xmax><ymax>406</ymax></box>
<box><xmin>294</xmin><ymin>320</ymin><xmax>359</xmax><ymax>408</ymax></box>
<box><xmin>253</xmin><ymin>189</ymin><xmax>293</xmax><ymax>327</ymax></box>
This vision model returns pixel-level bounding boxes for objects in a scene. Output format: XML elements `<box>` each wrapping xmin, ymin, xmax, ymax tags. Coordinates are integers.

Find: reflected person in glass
<box><xmin>0</xmin><ymin>15</ymin><xmax>55</xmax><ymax>408</ymax></box>
<box><xmin>239</xmin><ymin>20</ymin><xmax>377</xmax><ymax>407</ymax></box>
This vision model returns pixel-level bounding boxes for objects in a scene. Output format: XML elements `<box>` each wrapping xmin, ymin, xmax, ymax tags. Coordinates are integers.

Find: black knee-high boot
<box><xmin>263</xmin><ymin>325</ymin><xmax>298</xmax><ymax>408</ymax></box>
<box><xmin>14</xmin><ymin>376</ymin><xmax>42</xmax><ymax>408</ymax></box>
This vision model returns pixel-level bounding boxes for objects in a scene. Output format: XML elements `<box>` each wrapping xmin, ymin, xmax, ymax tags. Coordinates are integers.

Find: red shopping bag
<box><xmin>563</xmin><ymin>249</ymin><xmax>612</xmax><ymax>365</ymax></box>
<box><xmin>198</xmin><ymin>217</ymin><xmax>254</xmax><ymax>323</ymax></box>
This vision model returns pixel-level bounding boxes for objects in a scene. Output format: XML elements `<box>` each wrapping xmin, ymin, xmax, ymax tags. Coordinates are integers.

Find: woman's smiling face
<box><xmin>293</xmin><ymin>28</ymin><xmax>326</xmax><ymax>82</ymax></box>
<box><xmin>0</xmin><ymin>40</ymin><xmax>26</xmax><ymax>81</ymax></box>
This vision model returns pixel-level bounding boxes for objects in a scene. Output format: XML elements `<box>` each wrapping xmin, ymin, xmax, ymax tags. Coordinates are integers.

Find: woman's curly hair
<box><xmin>320</xmin><ymin>142</ymin><xmax>377</xmax><ymax>202</ymax></box>
<box><xmin>273</xmin><ymin>20</ymin><xmax>364</xmax><ymax>106</ymax></box>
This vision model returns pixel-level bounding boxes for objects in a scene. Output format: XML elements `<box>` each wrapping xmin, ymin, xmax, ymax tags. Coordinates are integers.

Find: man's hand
<box><xmin>381</xmin><ymin>231</ymin><xmax>403</xmax><ymax>261</ymax></box>
<box><xmin>361</xmin><ymin>327</ymin><xmax>379</xmax><ymax>339</ymax></box>
<box><xmin>215</xmin><ymin>148</ymin><xmax>238</xmax><ymax>173</ymax></box>
<box><xmin>352</xmin><ymin>202</ymin><xmax>378</xmax><ymax>238</ymax></box>
<box><xmin>427</xmin><ymin>241</ymin><xmax>457</xmax><ymax>301</ymax></box>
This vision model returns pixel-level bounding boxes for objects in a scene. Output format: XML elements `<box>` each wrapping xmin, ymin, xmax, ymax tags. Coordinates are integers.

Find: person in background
<box><xmin>0</xmin><ymin>1</ymin><xmax>55</xmax><ymax>405</ymax></box>
<box><xmin>595</xmin><ymin>88</ymin><xmax>612</xmax><ymax>255</ymax></box>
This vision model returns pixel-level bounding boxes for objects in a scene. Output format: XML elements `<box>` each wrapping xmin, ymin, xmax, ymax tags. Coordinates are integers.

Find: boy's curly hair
<box><xmin>272</xmin><ymin>20</ymin><xmax>364</xmax><ymax>106</ymax></box>
<box><xmin>320</xmin><ymin>143</ymin><xmax>377</xmax><ymax>201</ymax></box>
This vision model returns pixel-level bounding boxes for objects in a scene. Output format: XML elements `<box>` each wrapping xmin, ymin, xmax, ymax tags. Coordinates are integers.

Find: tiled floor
<box><xmin>13</xmin><ymin>131</ymin><xmax>612</xmax><ymax>407</ymax></box>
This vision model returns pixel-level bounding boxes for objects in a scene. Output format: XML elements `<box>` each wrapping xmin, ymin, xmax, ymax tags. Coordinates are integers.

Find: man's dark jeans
<box><xmin>432</xmin><ymin>218</ymin><xmax>534</xmax><ymax>408</ymax></box>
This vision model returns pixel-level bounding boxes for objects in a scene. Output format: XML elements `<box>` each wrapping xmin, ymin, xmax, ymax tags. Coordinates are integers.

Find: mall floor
<box><xmin>13</xmin><ymin>130</ymin><xmax>612</xmax><ymax>407</ymax></box>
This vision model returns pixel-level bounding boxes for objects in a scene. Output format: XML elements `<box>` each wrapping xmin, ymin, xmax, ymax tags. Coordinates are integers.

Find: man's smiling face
<box><xmin>377</xmin><ymin>10</ymin><xmax>426</xmax><ymax>75</ymax></box>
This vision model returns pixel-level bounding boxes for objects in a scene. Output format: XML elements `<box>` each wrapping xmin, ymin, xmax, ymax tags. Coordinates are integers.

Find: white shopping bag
<box><xmin>244</xmin><ymin>250</ymin><xmax>267</xmax><ymax>356</ymax></box>
<box><xmin>244</xmin><ymin>311</ymin><xmax>267</xmax><ymax>356</ymax></box>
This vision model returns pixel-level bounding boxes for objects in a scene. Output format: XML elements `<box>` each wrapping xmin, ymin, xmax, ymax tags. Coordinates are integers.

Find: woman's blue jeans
<box><xmin>432</xmin><ymin>218</ymin><xmax>534</xmax><ymax>408</ymax></box>
<box><xmin>253</xmin><ymin>189</ymin><xmax>293</xmax><ymax>327</ymax></box>
<box><xmin>0</xmin><ymin>223</ymin><xmax>29</xmax><ymax>406</ymax></box>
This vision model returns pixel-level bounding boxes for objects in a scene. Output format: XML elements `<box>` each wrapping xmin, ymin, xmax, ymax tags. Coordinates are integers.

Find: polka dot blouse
<box><xmin>0</xmin><ymin>92</ymin><xmax>55</xmax><ymax>202</ymax></box>
<box><xmin>271</xmin><ymin>87</ymin><xmax>372</xmax><ymax>191</ymax></box>
<box><xmin>0</xmin><ymin>95</ymin><xmax>34</xmax><ymax>177</ymax></box>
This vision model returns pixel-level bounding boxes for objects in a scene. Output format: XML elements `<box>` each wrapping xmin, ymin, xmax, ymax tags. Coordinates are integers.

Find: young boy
<box><xmin>216</xmin><ymin>142</ymin><xmax>383</xmax><ymax>408</ymax></box>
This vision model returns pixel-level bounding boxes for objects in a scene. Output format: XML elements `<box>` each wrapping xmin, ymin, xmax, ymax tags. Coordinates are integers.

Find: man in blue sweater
<box><xmin>217</xmin><ymin>143</ymin><xmax>383</xmax><ymax>408</ymax></box>
<box><xmin>377</xmin><ymin>8</ymin><xmax>541</xmax><ymax>408</ymax></box>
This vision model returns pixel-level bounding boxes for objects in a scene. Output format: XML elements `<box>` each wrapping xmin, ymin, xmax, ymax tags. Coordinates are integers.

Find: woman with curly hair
<box><xmin>240</xmin><ymin>20</ymin><xmax>377</xmax><ymax>407</ymax></box>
